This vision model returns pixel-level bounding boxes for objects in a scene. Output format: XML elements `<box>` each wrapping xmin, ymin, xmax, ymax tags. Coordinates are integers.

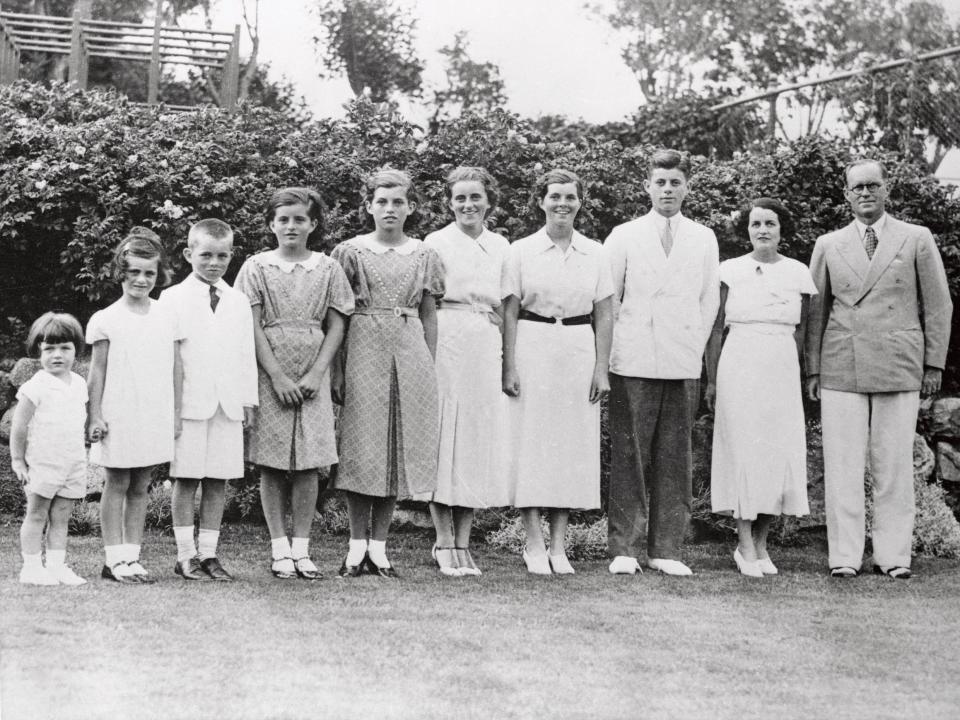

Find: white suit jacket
<box><xmin>159</xmin><ymin>274</ymin><xmax>258</xmax><ymax>421</ymax></box>
<box><xmin>604</xmin><ymin>211</ymin><xmax>720</xmax><ymax>379</ymax></box>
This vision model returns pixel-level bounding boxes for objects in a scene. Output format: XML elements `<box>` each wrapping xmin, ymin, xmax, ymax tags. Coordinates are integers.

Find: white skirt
<box><xmin>419</xmin><ymin>308</ymin><xmax>511</xmax><ymax>507</ymax></box>
<box><xmin>711</xmin><ymin>323</ymin><xmax>810</xmax><ymax>519</ymax></box>
<box><xmin>506</xmin><ymin>319</ymin><xmax>600</xmax><ymax>509</ymax></box>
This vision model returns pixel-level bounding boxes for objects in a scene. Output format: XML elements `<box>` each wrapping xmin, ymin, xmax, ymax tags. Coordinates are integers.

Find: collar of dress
<box><xmin>355</xmin><ymin>235</ymin><xmax>420</xmax><ymax>255</ymax></box>
<box><xmin>530</xmin><ymin>227</ymin><xmax>591</xmax><ymax>255</ymax></box>
<box><xmin>257</xmin><ymin>250</ymin><xmax>322</xmax><ymax>273</ymax></box>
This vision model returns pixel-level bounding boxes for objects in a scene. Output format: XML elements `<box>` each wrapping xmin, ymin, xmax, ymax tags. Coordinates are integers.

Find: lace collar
<box><xmin>255</xmin><ymin>250</ymin><xmax>322</xmax><ymax>273</ymax></box>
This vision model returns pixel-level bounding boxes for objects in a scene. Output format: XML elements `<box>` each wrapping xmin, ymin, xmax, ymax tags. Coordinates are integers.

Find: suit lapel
<box><xmin>856</xmin><ymin>217</ymin><xmax>908</xmax><ymax>303</ymax></box>
<box><xmin>834</xmin><ymin>222</ymin><xmax>869</xmax><ymax>282</ymax></box>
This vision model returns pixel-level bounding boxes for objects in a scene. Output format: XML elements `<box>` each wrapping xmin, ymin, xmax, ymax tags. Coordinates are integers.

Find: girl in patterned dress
<box><xmin>234</xmin><ymin>188</ymin><xmax>354</xmax><ymax>580</ymax></box>
<box><xmin>331</xmin><ymin>169</ymin><xmax>445</xmax><ymax>578</ymax></box>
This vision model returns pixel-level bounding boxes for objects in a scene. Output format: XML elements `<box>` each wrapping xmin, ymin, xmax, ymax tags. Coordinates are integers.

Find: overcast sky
<box><xmin>201</xmin><ymin>0</ymin><xmax>960</xmax><ymax>126</ymax></box>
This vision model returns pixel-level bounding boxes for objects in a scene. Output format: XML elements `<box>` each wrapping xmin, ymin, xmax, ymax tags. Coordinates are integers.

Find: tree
<box><xmin>429</xmin><ymin>31</ymin><xmax>507</xmax><ymax>131</ymax></box>
<box><xmin>311</xmin><ymin>0</ymin><xmax>424</xmax><ymax>103</ymax></box>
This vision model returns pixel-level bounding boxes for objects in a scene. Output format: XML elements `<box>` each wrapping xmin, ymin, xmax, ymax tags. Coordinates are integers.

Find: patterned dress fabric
<box><xmin>417</xmin><ymin>223</ymin><xmax>511</xmax><ymax>508</ymax></box>
<box><xmin>331</xmin><ymin>236</ymin><xmax>445</xmax><ymax>499</ymax></box>
<box><xmin>234</xmin><ymin>251</ymin><xmax>354</xmax><ymax>471</ymax></box>
<box><xmin>711</xmin><ymin>254</ymin><xmax>817</xmax><ymax>519</ymax></box>
<box><xmin>86</xmin><ymin>300</ymin><xmax>180</xmax><ymax>468</ymax></box>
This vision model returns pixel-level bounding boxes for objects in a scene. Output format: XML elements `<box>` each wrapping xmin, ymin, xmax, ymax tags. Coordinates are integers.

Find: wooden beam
<box><xmin>219</xmin><ymin>23</ymin><xmax>240</xmax><ymax>110</ymax></box>
<box><xmin>67</xmin><ymin>8</ymin><xmax>84</xmax><ymax>88</ymax></box>
<box><xmin>147</xmin><ymin>0</ymin><xmax>162</xmax><ymax>104</ymax></box>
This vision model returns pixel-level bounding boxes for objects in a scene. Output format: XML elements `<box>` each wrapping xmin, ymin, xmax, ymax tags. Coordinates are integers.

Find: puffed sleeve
<box><xmin>795</xmin><ymin>260</ymin><xmax>819</xmax><ymax>296</ymax></box>
<box><xmin>420</xmin><ymin>246</ymin><xmax>445</xmax><ymax>298</ymax></box>
<box><xmin>324</xmin><ymin>260</ymin><xmax>356</xmax><ymax>316</ymax></box>
<box><xmin>233</xmin><ymin>256</ymin><xmax>264</xmax><ymax>307</ymax></box>
<box><xmin>331</xmin><ymin>241</ymin><xmax>370</xmax><ymax>307</ymax></box>
<box><xmin>85</xmin><ymin>309</ymin><xmax>109</xmax><ymax>344</ymax></box>
<box><xmin>594</xmin><ymin>247</ymin><xmax>615</xmax><ymax>302</ymax></box>
<box><xmin>501</xmin><ymin>241</ymin><xmax>521</xmax><ymax>300</ymax></box>
<box><xmin>16</xmin><ymin>375</ymin><xmax>42</xmax><ymax>405</ymax></box>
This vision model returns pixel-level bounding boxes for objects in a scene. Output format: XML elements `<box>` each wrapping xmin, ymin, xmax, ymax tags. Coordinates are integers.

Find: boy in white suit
<box><xmin>161</xmin><ymin>219</ymin><xmax>258</xmax><ymax>580</ymax></box>
<box><xmin>604</xmin><ymin>149</ymin><xmax>720</xmax><ymax>576</ymax></box>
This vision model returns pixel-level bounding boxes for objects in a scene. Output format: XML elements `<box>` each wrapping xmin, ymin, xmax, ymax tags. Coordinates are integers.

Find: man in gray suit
<box><xmin>806</xmin><ymin>159</ymin><xmax>952</xmax><ymax>579</ymax></box>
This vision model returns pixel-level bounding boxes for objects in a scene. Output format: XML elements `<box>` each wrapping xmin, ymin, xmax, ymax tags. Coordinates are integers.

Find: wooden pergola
<box><xmin>0</xmin><ymin>2</ymin><xmax>241</xmax><ymax>110</ymax></box>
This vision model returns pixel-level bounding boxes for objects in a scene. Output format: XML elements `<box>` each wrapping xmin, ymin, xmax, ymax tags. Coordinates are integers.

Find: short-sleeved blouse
<box><xmin>720</xmin><ymin>255</ymin><xmax>818</xmax><ymax>326</ymax></box>
<box><xmin>18</xmin><ymin>371</ymin><xmax>88</xmax><ymax>470</ymax></box>
<box><xmin>502</xmin><ymin>228</ymin><xmax>614</xmax><ymax>316</ymax></box>
<box><xmin>425</xmin><ymin>224</ymin><xmax>508</xmax><ymax>310</ymax></box>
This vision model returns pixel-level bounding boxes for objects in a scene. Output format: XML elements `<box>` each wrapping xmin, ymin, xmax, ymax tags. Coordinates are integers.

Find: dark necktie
<box><xmin>209</xmin><ymin>284</ymin><xmax>220</xmax><ymax>313</ymax></box>
<box><xmin>864</xmin><ymin>226</ymin><xmax>878</xmax><ymax>260</ymax></box>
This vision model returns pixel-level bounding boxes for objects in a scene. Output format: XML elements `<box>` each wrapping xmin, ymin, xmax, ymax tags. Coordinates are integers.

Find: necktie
<box><xmin>864</xmin><ymin>226</ymin><xmax>878</xmax><ymax>260</ymax></box>
<box><xmin>209</xmin><ymin>284</ymin><xmax>220</xmax><ymax>313</ymax></box>
<box><xmin>662</xmin><ymin>217</ymin><xmax>673</xmax><ymax>257</ymax></box>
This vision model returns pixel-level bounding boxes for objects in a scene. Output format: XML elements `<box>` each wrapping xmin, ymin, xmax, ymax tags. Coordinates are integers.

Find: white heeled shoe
<box><xmin>734</xmin><ymin>548</ymin><xmax>764</xmax><ymax>578</ymax></box>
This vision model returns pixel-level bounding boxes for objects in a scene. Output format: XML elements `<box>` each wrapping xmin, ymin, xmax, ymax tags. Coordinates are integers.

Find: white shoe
<box><xmin>548</xmin><ymin>553</ymin><xmax>575</xmax><ymax>575</ymax></box>
<box><xmin>756</xmin><ymin>555</ymin><xmax>778</xmax><ymax>575</ymax></box>
<box><xmin>19</xmin><ymin>565</ymin><xmax>58</xmax><ymax>586</ymax></box>
<box><xmin>522</xmin><ymin>547</ymin><xmax>552</xmax><ymax>575</ymax></box>
<box><xmin>647</xmin><ymin>558</ymin><xmax>693</xmax><ymax>576</ymax></box>
<box><xmin>608</xmin><ymin>556</ymin><xmax>641</xmax><ymax>575</ymax></box>
<box><xmin>733</xmin><ymin>548</ymin><xmax>764</xmax><ymax>578</ymax></box>
<box><xmin>47</xmin><ymin>564</ymin><xmax>87</xmax><ymax>586</ymax></box>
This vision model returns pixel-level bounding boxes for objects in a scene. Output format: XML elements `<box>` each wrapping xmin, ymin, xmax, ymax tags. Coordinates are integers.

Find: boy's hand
<box><xmin>243</xmin><ymin>406</ymin><xmax>256</xmax><ymax>430</ymax></box>
<box><xmin>87</xmin><ymin>417</ymin><xmax>108</xmax><ymax>443</ymax></box>
<box><xmin>11</xmin><ymin>459</ymin><xmax>28</xmax><ymax>485</ymax></box>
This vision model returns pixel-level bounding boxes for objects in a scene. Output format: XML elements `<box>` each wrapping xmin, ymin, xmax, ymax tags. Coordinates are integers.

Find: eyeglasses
<box><xmin>848</xmin><ymin>182</ymin><xmax>882</xmax><ymax>195</ymax></box>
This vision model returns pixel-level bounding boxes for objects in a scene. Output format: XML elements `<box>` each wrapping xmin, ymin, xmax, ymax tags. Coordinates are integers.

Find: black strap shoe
<box><xmin>199</xmin><ymin>557</ymin><xmax>234</xmax><ymax>581</ymax></box>
<box><xmin>101</xmin><ymin>563</ymin><xmax>138</xmax><ymax>584</ymax></box>
<box><xmin>363</xmin><ymin>554</ymin><xmax>399</xmax><ymax>579</ymax></box>
<box><xmin>174</xmin><ymin>557</ymin><xmax>211</xmax><ymax>581</ymax></box>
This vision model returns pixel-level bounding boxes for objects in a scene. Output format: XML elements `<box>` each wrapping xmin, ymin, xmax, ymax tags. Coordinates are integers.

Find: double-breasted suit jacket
<box><xmin>805</xmin><ymin>215</ymin><xmax>952</xmax><ymax>390</ymax></box>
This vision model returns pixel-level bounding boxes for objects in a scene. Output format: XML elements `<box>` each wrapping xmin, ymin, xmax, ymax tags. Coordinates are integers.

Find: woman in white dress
<box><xmin>423</xmin><ymin>166</ymin><xmax>511</xmax><ymax>577</ymax></box>
<box><xmin>705</xmin><ymin>198</ymin><xmax>817</xmax><ymax>577</ymax></box>
<box><xmin>501</xmin><ymin>169</ymin><xmax>614</xmax><ymax>575</ymax></box>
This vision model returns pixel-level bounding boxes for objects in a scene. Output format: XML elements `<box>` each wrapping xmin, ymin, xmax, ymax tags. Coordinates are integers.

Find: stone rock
<box><xmin>929</xmin><ymin>398</ymin><xmax>960</xmax><ymax>439</ymax></box>
<box><xmin>0</xmin><ymin>404</ymin><xmax>14</xmax><ymax>444</ymax></box>
<box><xmin>914</xmin><ymin>433</ymin><xmax>935</xmax><ymax>483</ymax></box>
<box><xmin>8</xmin><ymin>358</ymin><xmax>40</xmax><ymax>388</ymax></box>
<box><xmin>936</xmin><ymin>441</ymin><xmax>960</xmax><ymax>485</ymax></box>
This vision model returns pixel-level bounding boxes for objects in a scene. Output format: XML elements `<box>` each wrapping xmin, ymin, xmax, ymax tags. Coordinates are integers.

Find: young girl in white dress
<box><xmin>10</xmin><ymin>313</ymin><xmax>90</xmax><ymax>585</ymax></box>
<box><xmin>87</xmin><ymin>228</ymin><xmax>182</xmax><ymax>583</ymax></box>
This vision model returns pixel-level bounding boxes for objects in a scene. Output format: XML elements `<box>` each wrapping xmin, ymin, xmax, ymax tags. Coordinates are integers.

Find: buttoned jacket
<box><xmin>159</xmin><ymin>274</ymin><xmax>258</xmax><ymax>420</ymax></box>
<box><xmin>604</xmin><ymin>212</ymin><xmax>720</xmax><ymax>379</ymax></box>
<box><xmin>805</xmin><ymin>215</ymin><xmax>952</xmax><ymax>393</ymax></box>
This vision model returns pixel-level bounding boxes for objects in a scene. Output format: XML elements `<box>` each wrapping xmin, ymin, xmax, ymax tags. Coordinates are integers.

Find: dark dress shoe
<box><xmin>199</xmin><ymin>557</ymin><xmax>234</xmax><ymax>581</ymax></box>
<box><xmin>363</xmin><ymin>555</ymin><xmax>399</xmax><ymax>578</ymax></box>
<box><xmin>337</xmin><ymin>553</ymin><xmax>365</xmax><ymax>578</ymax></box>
<box><xmin>174</xmin><ymin>557</ymin><xmax>210</xmax><ymax>581</ymax></box>
<box><xmin>101</xmin><ymin>563</ymin><xmax>138</xmax><ymax>584</ymax></box>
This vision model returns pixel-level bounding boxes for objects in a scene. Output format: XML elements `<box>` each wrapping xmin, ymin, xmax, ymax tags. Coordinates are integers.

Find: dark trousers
<box><xmin>607</xmin><ymin>374</ymin><xmax>698</xmax><ymax>559</ymax></box>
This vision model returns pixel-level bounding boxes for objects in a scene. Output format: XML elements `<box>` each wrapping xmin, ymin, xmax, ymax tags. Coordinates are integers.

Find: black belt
<box><xmin>519</xmin><ymin>309</ymin><xmax>592</xmax><ymax>326</ymax></box>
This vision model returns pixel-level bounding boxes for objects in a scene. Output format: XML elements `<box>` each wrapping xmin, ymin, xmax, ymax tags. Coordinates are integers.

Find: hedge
<box><xmin>2</xmin><ymin>80</ymin><xmax>959</xmax><ymax>385</ymax></box>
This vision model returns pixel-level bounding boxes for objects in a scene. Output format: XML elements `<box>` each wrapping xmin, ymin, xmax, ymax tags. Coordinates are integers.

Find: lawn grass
<box><xmin>2</xmin><ymin>517</ymin><xmax>959</xmax><ymax>720</ymax></box>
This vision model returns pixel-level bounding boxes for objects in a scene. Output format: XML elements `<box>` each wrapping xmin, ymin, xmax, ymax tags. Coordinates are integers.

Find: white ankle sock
<box><xmin>346</xmin><ymin>538</ymin><xmax>367</xmax><ymax>566</ymax></box>
<box><xmin>197</xmin><ymin>529</ymin><xmax>219</xmax><ymax>561</ymax></box>
<box><xmin>367</xmin><ymin>539</ymin><xmax>389</xmax><ymax>568</ymax></box>
<box><xmin>22</xmin><ymin>552</ymin><xmax>42</xmax><ymax>568</ymax></box>
<box><xmin>104</xmin><ymin>545</ymin><xmax>123</xmax><ymax>567</ymax></box>
<box><xmin>291</xmin><ymin>537</ymin><xmax>309</xmax><ymax>559</ymax></box>
<box><xmin>123</xmin><ymin>543</ymin><xmax>140</xmax><ymax>563</ymax></box>
<box><xmin>271</xmin><ymin>536</ymin><xmax>292</xmax><ymax>561</ymax></box>
<box><xmin>45</xmin><ymin>549</ymin><xmax>66</xmax><ymax>568</ymax></box>
<box><xmin>173</xmin><ymin>526</ymin><xmax>197</xmax><ymax>562</ymax></box>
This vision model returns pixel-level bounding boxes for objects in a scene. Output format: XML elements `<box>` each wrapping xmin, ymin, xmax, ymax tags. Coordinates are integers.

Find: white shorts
<box><xmin>171</xmin><ymin>406</ymin><xmax>244</xmax><ymax>480</ymax></box>
<box><xmin>24</xmin><ymin>457</ymin><xmax>87</xmax><ymax>500</ymax></box>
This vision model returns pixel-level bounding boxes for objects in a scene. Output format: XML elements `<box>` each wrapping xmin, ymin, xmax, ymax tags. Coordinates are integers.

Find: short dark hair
<box><xmin>26</xmin><ymin>312</ymin><xmax>85</xmax><ymax>357</ymax></box>
<box><xmin>265</xmin><ymin>187</ymin><xmax>325</xmax><ymax>247</ymax></box>
<box><xmin>844</xmin><ymin>159</ymin><xmax>887</xmax><ymax>186</ymax></box>
<box><xmin>734</xmin><ymin>197</ymin><xmax>796</xmax><ymax>242</ymax></box>
<box><xmin>188</xmin><ymin>218</ymin><xmax>234</xmax><ymax>248</ymax></box>
<box><xmin>444</xmin><ymin>166</ymin><xmax>500</xmax><ymax>216</ymax></box>
<box><xmin>648</xmin><ymin>149</ymin><xmax>691</xmax><ymax>179</ymax></box>
<box><xmin>112</xmin><ymin>227</ymin><xmax>172</xmax><ymax>287</ymax></box>
<box><xmin>532</xmin><ymin>168</ymin><xmax>584</xmax><ymax>212</ymax></box>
